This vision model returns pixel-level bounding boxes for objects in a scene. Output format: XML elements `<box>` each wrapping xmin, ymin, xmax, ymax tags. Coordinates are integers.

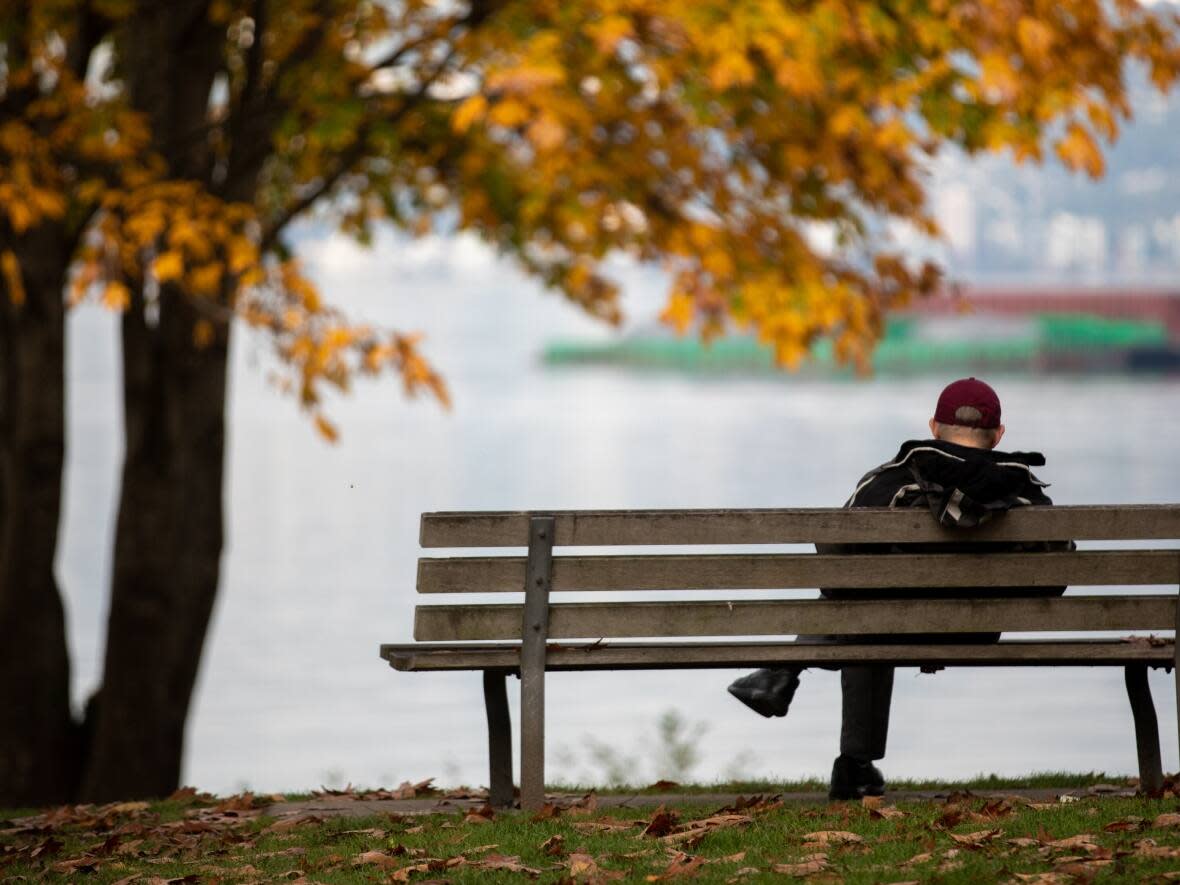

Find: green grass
<box><xmin>4</xmin><ymin>782</ymin><xmax>1180</xmax><ymax>883</ymax></box>
<box><xmin>548</xmin><ymin>771</ymin><xmax>1131</xmax><ymax>795</ymax></box>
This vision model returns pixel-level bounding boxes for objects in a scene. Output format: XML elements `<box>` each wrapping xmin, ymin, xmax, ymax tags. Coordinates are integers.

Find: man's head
<box><xmin>929</xmin><ymin>377</ymin><xmax>1005</xmax><ymax>449</ymax></box>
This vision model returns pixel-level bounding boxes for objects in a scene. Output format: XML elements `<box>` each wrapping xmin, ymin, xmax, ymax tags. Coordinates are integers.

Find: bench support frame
<box><xmin>519</xmin><ymin>516</ymin><xmax>555</xmax><ymax>810</ymax></box>
<box><xmin>1123</xmin><ymin>665</ymin><xmax>1163</xmax><ymax>792</ymax></box>
<box><xmin>483</xmin><ymin>669</ymin><xmax>514</xmax><ymax>807</ymax></box>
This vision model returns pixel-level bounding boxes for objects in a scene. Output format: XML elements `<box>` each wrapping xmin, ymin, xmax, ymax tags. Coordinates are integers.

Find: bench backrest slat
<box><xmin>420</xmin><ymin>505</ymin><xmax>1180</xmax><ymax>548</ymax></box>
<box><xmin>413</xmin><ymin>596</ymin><xmax>1177</xmax><ymax>641</ymax></box>
<box><xmin>417</xmin><ymin>550</ymin><xmax>1180</xmax><ymax>593</ymax></box>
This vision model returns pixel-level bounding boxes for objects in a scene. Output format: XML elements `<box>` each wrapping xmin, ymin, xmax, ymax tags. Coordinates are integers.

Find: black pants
<box><xmin>839</xmin><ymin>666</ymin><xmax>894</xmax><ymax>760</ymax></box>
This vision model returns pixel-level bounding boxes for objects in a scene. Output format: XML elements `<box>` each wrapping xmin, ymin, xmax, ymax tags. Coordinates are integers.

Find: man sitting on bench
<box><xmin>727</xmin><ymin>377</ymin><xmax>1065</xmax><ymax>800</ymax></box>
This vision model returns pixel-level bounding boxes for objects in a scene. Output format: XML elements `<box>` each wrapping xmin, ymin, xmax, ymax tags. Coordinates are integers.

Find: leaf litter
<box><xmin>8</xmin><ymin>785</ymin><xmax>1180</xmax><ymax>881</ymax></box>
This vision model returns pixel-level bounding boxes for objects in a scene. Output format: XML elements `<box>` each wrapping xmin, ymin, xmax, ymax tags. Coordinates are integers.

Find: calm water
<box><xmin>59</xmin><ymin>232</ymin><xmax>1180</xmax><ymax>793</ymax></box>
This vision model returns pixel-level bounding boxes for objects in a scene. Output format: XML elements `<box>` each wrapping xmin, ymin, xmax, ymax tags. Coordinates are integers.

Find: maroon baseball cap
<box><xmin>934</xmin><ymin>377</ymin><xmax>1001</xmax><ymax>428</ymax></box>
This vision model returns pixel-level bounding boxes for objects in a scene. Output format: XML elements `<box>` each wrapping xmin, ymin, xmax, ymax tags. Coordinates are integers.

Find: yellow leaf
<box><xmin>6</xmin><ymin>200</ymin><xmax>33</xmax><ymax>234</ymax></box>
<box><xmin>102</xmin><ymin>280</ymin><xmax>131</xmax><ymax>310</ymax></box>
<box><xmin>1017</xmin><ymin>17</ymin><xmax>1054</xmax><ymax>65</ymax></box>
<box><xmin>588</xmin><ymin>15</ymin><xmax>633</xmax><ymax>54</ymax></box>
<box><xmin>660</xmin><ymin>291</ymin><xmax>695</xmax><ymax>334</ymax></box>
<box><xmin>451</xmin><ymin>94</ymin><xmax>488</xmax><ymax>134</ymax></box>
<box><xmin>188</xmin><ymin>262</ymin><xmax>223</xmax><ymax>296</ymax></box>
<box><xmin>1055</xmin><ymin>123</ymin><xmax>1104</xmax><ymax>178</ymax></box>
<box><xmin>526</xmin><ymin>114</ymin><xmax>566</xmax><ymax>151</ymax></box>
<box><xmin>314</xmin><ymin>414</ymin><xmax>339</xmax><ymax>443</ymax></box>
<box><xmin>152</xmin><ymin>251</ymin><xmax>184</xmax><ymax>283</ymax></box>
<box><xmin>226</xmin><ymin>237</ymin><xmax>256</xmax><ymax>274</ymax></box>
<box><xmin>709</xmin><ymin>51</ymin><xmax>756</xmax><ymax>91</ymax></box>
<box><xmin>829</xmin><ymin>105</ymin><xmax>863</xmax><ymax>137</ymax></box>
<box><xmin>29</xmin><ymin>188</ymin><xmax>67</xmax><ymax>219</ymax></box>
<box><xmin>979</xmin><ymin>52</ymin><xmax>1019</xmax><ymax>102</ymax></box>
<box><xmin>487</xmin><ymin>98</ymin><xmax>531</xmax><ymax>128</ymax></box>
<box><xmin>774</xmin><ymin>58</ymin><xmax>825</xmax><ymax>98</ymax></box>
<box><xmin>1</xmin><ymin>250</ymin><xmax>26</xmax><ymax>306</ymax></box>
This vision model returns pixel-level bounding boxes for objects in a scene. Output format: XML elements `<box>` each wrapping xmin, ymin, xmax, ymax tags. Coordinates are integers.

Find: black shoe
<box><xmin>828</xmin><ymin>754</ymin><xmax>885</xmax><ymax>800</ymax></box>
<box><xmin>727</xmin><ymin>668</ymin><xmax>801</xmax><ymax>718</ymax></box>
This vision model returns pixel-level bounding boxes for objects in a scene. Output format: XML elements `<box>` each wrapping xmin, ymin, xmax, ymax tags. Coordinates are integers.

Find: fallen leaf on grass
<box><xmin>541</xmin><ymin>834</ymin><xmax>565</xmax><ymax>856</ymax></box>
<box><xmin>29</xmin><ymin>836</ymin><xmax>64</xmax><ymax>858</ymax></box>
<box><xmin>388</xmin><ymin>856</ymin><xmax>465</xmax><ymax>882</ymax></box>
<box><xmin>1006</xmin><ymin>837</ymin><xmax>1040</xmax><ymax>848</ymax></box>
<box><xmin>463</xmin><ymin>803</ymin><xmax>495</xmax><ymax>825</ymax></box>
<box><xmin>934</xmin><ymin>804</ymin><xmax>964</xmax><ymax>829</ymax></box>
<box><xmin>771</xmin><ymin>852</ymin><xmax>829</xmax><ymax>876</ymax></box>
<box><xmin>531</xmin><ymin>803</ymin><xmax>562</xmax><ymax>821</ymax></box>
<box><xmin>1044</xmin><ymin>834</ymin><xmax>1099</xmax><ymax>851</ymax></box>
<box><xmin>256</xmin><ymin>845</ymin><xmax>309</xmax><ymax>859</ymax></box>
<box><xmin>1103</xmin><ymin>816</ymin><xmax>1145</xmax><ymax>833</ymax></box>
<box><xmin>900</xmin><ymin>851</ymin><xmax>933</xmax><ymax>868</ymax></box>
<box><xmin>51</xmin><ymin>855</ymin><xmax>101</xmax><ymax>874</ymax></box>
<box><xmin>645</xmin><ymin>851</ymin><xmax>706</xmax><ymax>880</ymax></box>
<box><xmin>1153</xmin><ymin>812</ymin><xmax>1180</xmax><ymax>828</ymax></box>
<box><xmin>212</xmin><ymin>792</ymin><xmax>262</xmax><ymax>813</ymax></box>
<box><xmin>948</xmin><ymin>828</ymin><xmax>1002</xmax><ymax>847</ymax></box>
<box><xmin>661</xmin><ymin>813</ymin><xmax>752</xmax><ymax>846</ymax></box>
<box><xmin>714</xmin><ymin>795</ymin><xmax>783</xmax><ymax>816</ymax></box>
<box><xmin>460</xmin><ymin>843</ymin><xmax>499</xmax><ymax>856</ymax></box>
<box><xmin>869</xmin><ymin>804</ymin><xmax>906</xmax><ymax>820</ymax></box>
<box><xmin>1054</xmin><ymin>859</ymin><xmax>1112</xmax><ymax>876</ymax></box>
<box><xmin>566</xmin><ymin>851</ymin><xmax>625</xmax><ymax>880</ymax></box>
<box><xmin>975</xmin><ymin>798</ymin><xmax>1016</xmax><ymax>821</ymax></box>
<box><xmin>108</xmin><ymin>801</ymin><xmax>151</xmax><ymax>815</ymax></box>
<box><xmin>472</xmin><ymin>853</ymin><xmax>542</xmax><ymax>876</ymax></box>
<box><xmin>569</xmin><ymin>852</ymin><xmax>599</xmax><ymax>876</ymax></box>
<box><xmin>352</xmin><ymin>849</ymin><xmax>403</xmax><ymax>869</ymax></box>
<box><xmin>571</xmin><ymin>818</ymin><xmax>636</xmax><ymax>834</ymax></box>
<box><xmin>802</xmin><ymin>830</ymin><xmax>863</xmax><ymax>845</ymax></box>
<box><xmin>567</xmin><ymin>793</ymin><xmax>599</xmax><ymax>816</ymax></box>
<box><xmin>643</xmin><ymin>806</ymin><xmax>680</xmax><ymax>838</ymax></box>
<box><xmin>264</xmin><ymin>814</ymin><xmax>323</xmax><ymax>833</ymax></box>
<box><xmin>1132</xmin><ymin>838</ymin><xmax>1180</xmax><ymax>859</ymax></box>
<box><xmin>1009</xmin><ymin>874</ymin><xmax>1069</xmax><ymax>884</ymax></box>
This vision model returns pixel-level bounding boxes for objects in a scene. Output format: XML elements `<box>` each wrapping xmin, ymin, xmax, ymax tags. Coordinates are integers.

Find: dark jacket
<box><xmin>845</xmin><ymin>439</ymin><xmax>1053</xmax><ymax>524</ymax></box>
<box><xmin>818</xmin><ymin>439</ymin><xmax>1068</xmax><ymax>640</ymax></box>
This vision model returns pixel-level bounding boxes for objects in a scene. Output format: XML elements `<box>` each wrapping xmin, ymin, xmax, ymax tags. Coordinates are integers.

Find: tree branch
<box><xmin>259</xmin><ymin>43</ymin><xmax>460</xmax><ymax>250</ymax></box>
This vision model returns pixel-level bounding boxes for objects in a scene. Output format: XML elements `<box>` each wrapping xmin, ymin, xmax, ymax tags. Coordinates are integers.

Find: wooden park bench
<box><xmin>381</xmin><ymin>505</ymin><xmax>1180</xmax><ymax>809</ymax></box>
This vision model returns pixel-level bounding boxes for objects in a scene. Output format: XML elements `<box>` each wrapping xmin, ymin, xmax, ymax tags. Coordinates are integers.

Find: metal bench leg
<box><xmin>520</xmin><ymin>516</ymin><xmax>555</xmax><ymax>811</ymax></box>
<box><xmin>483</xmin><ymin>669</ymin><xmax>514</xmax><ymax>807</ymax></box>
<box><xmin>1124</xmin><ymin>665</ymin><xmax>1163</xmax><ymax>793</ymax></box>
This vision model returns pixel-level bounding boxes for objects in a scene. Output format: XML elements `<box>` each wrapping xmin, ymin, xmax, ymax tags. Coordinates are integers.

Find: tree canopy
<box><xmin>6</xmin><ymin>0</ymin><xmax>1178</xmax><ymax>416</ymax></box>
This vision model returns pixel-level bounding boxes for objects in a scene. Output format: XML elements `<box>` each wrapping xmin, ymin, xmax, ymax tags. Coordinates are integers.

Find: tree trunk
<box><xmin>0</xmin><ymin>227</ymin><xmax>80</xmax><ymax>805</ymax></box>
<box><xmin>77</xmin><ymin>0</ymin><xmax>233</xmax><ymax>802</ymax></box>
<box><xmin>80</xmin><ymin>291</ymin><xmax>231</xmax><ymax>801</ymax></box>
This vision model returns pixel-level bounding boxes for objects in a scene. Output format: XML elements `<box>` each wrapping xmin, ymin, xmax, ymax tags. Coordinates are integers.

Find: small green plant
<box><xmin>558</xmin><ymin>708</ymin><xmax>717</xmax><ymax>787</ymax></box>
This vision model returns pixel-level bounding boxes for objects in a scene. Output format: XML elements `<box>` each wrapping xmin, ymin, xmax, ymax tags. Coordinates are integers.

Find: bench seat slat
<box><xmin>413</xmin><ymin>596</ymin><xmax>1177</xmax><ymax>641</ymax></box>
<box><xmin>420</xmin><ymin>505</ymin><xmax>1180</xmax><ymax>548</ymax></box>
<box><xmin>418</xmin><ymin>550</ymin><xmax>1180</xmax><ymax>593</ymax></box>
<box><xmin>382</xmin><ymin>639</ymin><xmax>1176</xmax><ymax>672</ymax></box>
